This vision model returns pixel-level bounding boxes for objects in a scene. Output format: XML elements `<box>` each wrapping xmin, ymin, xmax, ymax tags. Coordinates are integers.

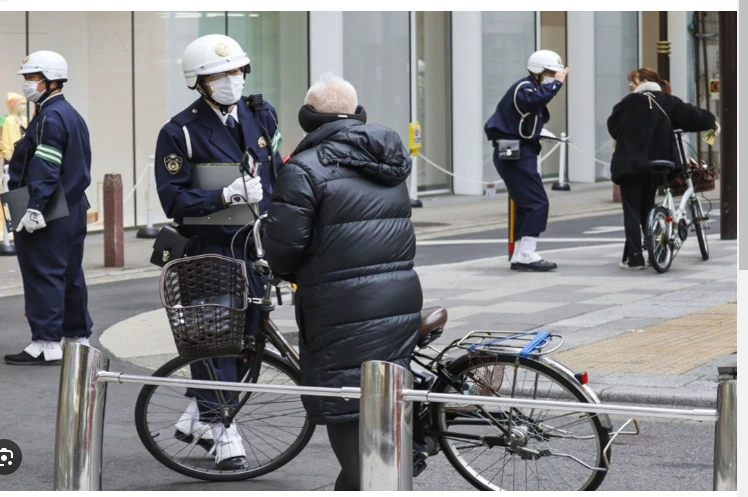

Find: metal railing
<box><xmin>55</xmin><ymin>343</ymin><xmax>737</xmax><ymax>491</ymax></box>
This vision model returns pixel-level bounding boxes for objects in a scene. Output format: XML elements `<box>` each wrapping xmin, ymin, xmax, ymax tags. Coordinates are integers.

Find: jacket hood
<box><xmin>318</xmin><ymin>123</ymin><xmax>412</xmax><ymax>186</ymax></box>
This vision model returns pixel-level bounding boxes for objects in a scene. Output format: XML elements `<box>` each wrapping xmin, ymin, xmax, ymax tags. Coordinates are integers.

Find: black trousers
<box><xmin>619</xmin><ymin>177</ymin><xmax>658</xmax><ymax>265</ymax></box>
<box><xmin>493</xmin><ymin>145</ymin><xmax>549</xmax><ymax>239</ymax></box>
<box><xmin>327</xmin><ymin>420</ymin><xmax>361</xmax><ymax>491</ymax></box>
<box><xmin>14</xmin><ymin>198</ymin><xmax>92</xmax><ymax>342</ymax></box>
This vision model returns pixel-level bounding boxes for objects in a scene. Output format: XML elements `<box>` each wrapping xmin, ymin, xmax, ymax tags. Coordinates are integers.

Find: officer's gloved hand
<box><xmin>222</xmin><ymin>176</ymin><xmax>263</xmax><ymax>206</ymax></box>
<box><xmin>19</xmin><ymin>209</ymin><xmax>46</xmax><ymax>233</ymax></box>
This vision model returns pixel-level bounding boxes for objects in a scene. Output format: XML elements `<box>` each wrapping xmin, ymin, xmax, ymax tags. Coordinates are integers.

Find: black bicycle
<box><xmin>135</xmin><ymin>215</ymin><xmax>632</xmax><ymax>489</ymax></box>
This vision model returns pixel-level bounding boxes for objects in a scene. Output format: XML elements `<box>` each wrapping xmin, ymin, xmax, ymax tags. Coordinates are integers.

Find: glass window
<box><xmin>540</xmin><ymin>11</ymin><xmax>567</xmax><ymax>178</ymax></box>
<box><xmin>342</xmin><ymin>12</ymin><xmax>410</xmax><ymax>146</ymax></box>
<box><xmin>29</xmin><ymin>12</ymin><xmax>133</xmax><ymax>226</ymax></box>
<box><xmin>228</xmin><ymin>11</ymin><xmax>308</xmax><ymax>159</ymax></box>
<box><xmin>595</xmin><ymin>12</ymin><xmax>638</xmax><ymax>179</ymax></box>
<box><xmin>481</xmin><ymin>12</ymin><xmax>536</xmax><ymax>183</ymax></box>
<box><xmin>133</xmin><ymin>12</ymin><xmax>221</xmax><ymax>227</ymax></box>
<box><xmin>416</xmin><ymin>11</ymin><xmax>452</xmax><ymax>193</ymax></box>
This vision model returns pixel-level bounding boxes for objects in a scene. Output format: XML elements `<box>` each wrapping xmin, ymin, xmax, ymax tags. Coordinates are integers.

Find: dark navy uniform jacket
<box><xmin>8</xmin><ymin>94</ymin><xmax>91</xmax><ymax>209</ymax></box>
<box><xmin>155</xmin><ymin>96</ymin><xmax>283</xmax><ymax>242</ymax></box>
<box><xmin>484</xmin><ymin>76</ymin><xmax>563</xmax><ymax>153</ymax></box>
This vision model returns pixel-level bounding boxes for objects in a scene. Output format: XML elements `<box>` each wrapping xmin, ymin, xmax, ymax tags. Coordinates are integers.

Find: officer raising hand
<box><xmin>485</xmin><ymin>50</ymin><xmax>568</xmax><ymax>272</ymax></box>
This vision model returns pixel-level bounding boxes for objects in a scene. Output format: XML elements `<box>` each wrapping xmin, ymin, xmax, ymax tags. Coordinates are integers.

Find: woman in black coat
<box><xmin>607</xmin><ymin>68</ymin><xmax>717</xmax><ymax>269</ymax></box>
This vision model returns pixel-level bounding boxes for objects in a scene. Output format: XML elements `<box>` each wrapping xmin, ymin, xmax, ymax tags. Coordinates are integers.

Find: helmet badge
<box><xmin>22</xmin><ymin>55</ymin><xmax>29</xmax><ymax>63</ymax></box>
<box><xmin>215</xmin><ymin>44</ymin><xmax>229</xmax><ymax>57</ymax></box>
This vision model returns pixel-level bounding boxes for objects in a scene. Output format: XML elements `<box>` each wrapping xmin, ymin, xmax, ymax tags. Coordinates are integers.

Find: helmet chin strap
<box><xmin>36</xmin><ymin>79</ymin><xmax>58</xmax><ymax>105</ymax></box>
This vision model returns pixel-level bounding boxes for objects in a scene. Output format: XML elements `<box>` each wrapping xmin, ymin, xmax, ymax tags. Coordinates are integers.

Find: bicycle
<box><xmin>134</xmin><ymin>215</ymin><xmax>636</xmax><ymax>489</ymax></box>
<box><xmin>645</xmin><ymin>130</ymin><xmax>714</xmax><ymax>273</ymax></box>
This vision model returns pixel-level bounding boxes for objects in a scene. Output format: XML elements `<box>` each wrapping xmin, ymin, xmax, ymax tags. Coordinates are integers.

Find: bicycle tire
<box><xmin>690</xmin><ymin>198</ymin><xmax>709</xmax><ymax>261</ymax></box>
<box><xmin>134</xmin><ymin>350</ymin><xmax>315</xmax><ymax>482</ymax></box>
<box><xmin>429</xmin><ymin>353</ymin><xmax>610</xmax><ymax>491</ymax></box>
<box><xmin>646</xmin><ymin>206</ymin><xmax>673</xmax><ymax>273</ymax></box>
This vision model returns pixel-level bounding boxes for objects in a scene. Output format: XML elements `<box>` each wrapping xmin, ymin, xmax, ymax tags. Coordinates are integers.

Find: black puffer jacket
<box><xmin>607</xmin><ymin>89</ymin><xmax>716</xmax><ymax>184</ymax></box>
<box><xmin>264</xmin><ymin>119</ymin><xmax>423</xmax><ymax>425</ymax></box>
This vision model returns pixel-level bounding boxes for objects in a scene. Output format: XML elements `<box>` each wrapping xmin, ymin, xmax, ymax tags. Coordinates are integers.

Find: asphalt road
<box><xmin>0</xmin><ymin>211</ymin><xmax>721</xmax><ymax>491</ymax></box>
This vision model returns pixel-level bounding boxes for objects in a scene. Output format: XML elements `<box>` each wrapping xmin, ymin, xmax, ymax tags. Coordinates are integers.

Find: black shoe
<box><xmin>413</xmin><ymin>451</ymin><xmax>428</xmax><ymax>477</ymax></box>
<box><xmin>216</xmin><ymin>456</ymin><xmax>249</xmax><ymax>471</ymax></box>
<box><xmin>4</xmin><ymin>351</ymin><xmax>61</xmax><ymax>366</ymax></box>
<box><xmin>174</xmin><ymin>429</ymin><xmax>214</xmax><ymax>451</ymax></box>
<box><xmin>510</xmin><ymin>260</ymin><xmax>558</xmax><ymax>272</ymax></box>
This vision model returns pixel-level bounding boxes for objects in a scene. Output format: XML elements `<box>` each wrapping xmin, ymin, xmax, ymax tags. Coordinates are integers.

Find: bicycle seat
<box><xmin>418</xmin><ymin>307</ymin><xmax>447</xmax><ymax>348</ymax></box>
<box><xmin>648</xmin><ymin>160</ymin><xmax>676</xmax><ymax>175</ymax></box>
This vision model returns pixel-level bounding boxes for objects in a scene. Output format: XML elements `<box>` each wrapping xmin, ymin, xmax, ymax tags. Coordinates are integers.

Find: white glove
<box><xmin>19</xmin><ymin>208</ymin><xmax>46</xmax><ymax>233</ymax></box>
<box><xmin>222</xmin><ymin>176</ymin><xmax>263</xmax><ymax>206</ymax></box>
<box><xmin>714</xmin><ymin>122</ymin><xmax>721</xmax><ymax>136</ymax></box>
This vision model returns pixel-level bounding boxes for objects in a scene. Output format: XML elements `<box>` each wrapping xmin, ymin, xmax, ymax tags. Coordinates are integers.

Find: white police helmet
<box><xmin>17</xmin><ymin>51</ymin><xmax>68</xmax><ymax>82</ymax></box>
<box><xmin>182</xmin><ymin>34</ymin><xmax>250</xmax><ymax>89</ymax></box>
<box><xmin>527</xmin><ymin>50</ymin><xmax>564</xmax><ymax>75</ymax></box>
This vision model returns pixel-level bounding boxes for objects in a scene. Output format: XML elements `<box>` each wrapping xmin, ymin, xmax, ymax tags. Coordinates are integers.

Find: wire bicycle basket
<box><xmin>160</xmin><ymin>254</ymin><xmax>249</xmax><ymax>360</ymax></box>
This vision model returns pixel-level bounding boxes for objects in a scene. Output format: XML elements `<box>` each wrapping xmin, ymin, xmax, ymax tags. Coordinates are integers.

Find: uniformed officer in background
<box><xmin>484</xmin><ymin>50</ymin><xmax>569</xmax><ymax>272</ymax></box>
<box><xmin>4</xmin><ymin>51</ymin><xmax>94</xmax><ymax>365</ymax></box>
<box><xmin>154</xmin><ymin>34</ymin><xmax>283</xmax><ymax>471</ymax></box>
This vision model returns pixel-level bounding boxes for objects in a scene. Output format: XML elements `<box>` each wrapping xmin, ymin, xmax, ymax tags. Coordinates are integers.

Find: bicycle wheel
<box><xmin>646</xmin><ymin>206</ymin><xmax>673</xmax><ymax>273</ymax></box>
<box><xmin>134</xmin><ymin>350</ymin><xmax>315</xmax><ymax>481</ymax></box>
<box><xmin>429</xmin><ymin>353</ymin><xmax>610</xmax><ymax>491</ymax></box>
<box><xmin>690</xmin><ymin>197</ymin><xmax>709</xmax><ymax>261</ymax></box>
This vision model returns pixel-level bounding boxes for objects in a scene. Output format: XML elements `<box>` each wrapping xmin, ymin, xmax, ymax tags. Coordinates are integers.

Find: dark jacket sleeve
<box><xmin>515</xmin><ymin>80</ymin><xmax>563</xmax><ymax>113</ymax></box>
<box><xmin>263</xmin><ymin>162</ymin><xmax>317</xmax><ymax>277</ymax></box>
<box><xmin>607</xmin><ymin>97</ymin><xmax>627</xmax><ymax>140</ymax></box>
<box><xmin>154</xmin><ymin>122</ymin><xmax>225</xmax><ymax>219</ymax></box>
<box><xmin>26</xmin><ymin>112</ymin><xmax>65</xmax><ymax>211</ymax></box>
<box><xmin>670</xmin><ymin>95</ymin><xmax>716</xmax><ymax>132</ymax></box>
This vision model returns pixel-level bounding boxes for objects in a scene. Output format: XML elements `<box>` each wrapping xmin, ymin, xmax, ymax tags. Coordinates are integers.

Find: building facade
<box><xmin>0</xmin><ymin>11</ymin><xmax>721</xmax><ymax>228</ymax></box>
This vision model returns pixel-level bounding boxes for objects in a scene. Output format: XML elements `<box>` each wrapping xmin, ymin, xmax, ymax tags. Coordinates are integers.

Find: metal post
<box><xmin>719</xmin><ymin>11</ymin><xmax>737</xmax><ymax>240</ymax></box>
<box><xmin>552</xmin><ymin>133</ymin><xmax>571</xmax><ymax>191</ymax></box>
<box><xmin>713</xmin><ymin>379</ymin><xmax>737</xmax><ymax>490</ymax></box>
<box><xmin>136</xmin><ymin>156</ymin><xmax>159</xmax><ymax>238</ymax></box>
<box><xmin>359</xmin><ymin>361</ymin><xmax>413</xmax><ymax>491</ymax></box>
<box><xmin>54</xmin><ymin>343</ymin><xmax>110</xmax><ymax>491</ymax></box>
<box><xmin>1</xmin><ymin>164</ymin><xmax>16</xmax><ymax>255</ymax></box>
<box><xmin>508</xmin><ymin>197</ymin><xmax>516</xmax><ymax>259</ymax></box>
<box><xmin>103</xmin><ymin>174</ymin><xmax>124</xmax><ymax>267</ymax></box>
<box><xmin>408</xmin><ymin>12</ymin><xmax>422</xmax><ymax>209</ymax></box>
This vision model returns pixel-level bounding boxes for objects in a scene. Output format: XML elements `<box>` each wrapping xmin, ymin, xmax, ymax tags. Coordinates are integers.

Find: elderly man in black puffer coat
<box><xmin>264</xmin><ymin>73</ymin><xmax>423</xmax><ymax>491</ymax></box>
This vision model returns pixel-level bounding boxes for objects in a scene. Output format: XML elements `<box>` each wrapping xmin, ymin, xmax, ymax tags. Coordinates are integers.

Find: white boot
<box><xmin>209</xmin><ymin>422</ymin><xmax>248</xmax><ymax>469</ymax></box>
<box><xmin>25</xmin><ymin>340</ymin><xmax>63</xmax><ymax>361</ymax></box>
<box><xmin>63</xmin><ymin>337</ymin><xmax>90</xmax><ymax>346</ymax></box>
<box><xmin>174</xmin><ymin>398</ymin><xmax>214</xmax><ymax>449</ymax></box>
<box><xmin>511</xmin><ymin>237</ymin><xmax>542</xmax><ymax>264</ymax></box>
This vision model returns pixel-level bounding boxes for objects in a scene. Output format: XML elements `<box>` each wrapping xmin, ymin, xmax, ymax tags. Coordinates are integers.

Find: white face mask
<box><xmin>23</xmin><ymin>80</ymin><xmax>43</xmax><ymax>103</ymax></box>
<box><xmin>542</xmin><ymin>76</ymin><xmax>556</xmax><ymax>85</ymax></box>
<box><xmin>208</xmin><ymin>74</ymin><xmax>245</xmax><ymax>105</ymax></box>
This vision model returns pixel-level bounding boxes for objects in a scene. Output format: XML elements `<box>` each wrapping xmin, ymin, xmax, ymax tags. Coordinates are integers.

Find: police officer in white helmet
<box><xmin>4</xmin><ymin>51</ymin><xmax>94</xmax><ymax>365</ymax></box>
<box><xmin>484</xmin><ymin>50</ymin><xmax>569</xmax><ymax>271</ymax></box>
<box><xmin>154</xmin><ymin>34</ymin><xmax>284</xmax><ymax>471</ymax></box>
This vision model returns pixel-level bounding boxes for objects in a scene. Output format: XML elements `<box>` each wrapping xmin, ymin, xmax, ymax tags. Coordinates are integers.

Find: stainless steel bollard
<box><xmin>359</xmin><ymin>361</ymin><xmax>413</xmax><ymax>491</ymax></box>
<box><xmin>713</xmin><ymin>379</ymin><xmax>737</xmax><ymax>490</ymax></box>
<box><xmin>54</xmin><ymin>343</ymin><xmax>110</xmax><ymax>491</ymax></box>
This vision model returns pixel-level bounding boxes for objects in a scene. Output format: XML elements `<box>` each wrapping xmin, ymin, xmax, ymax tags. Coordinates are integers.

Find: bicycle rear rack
<box><xmin>452</xmin><ymin>330</ymin><xmax>565</xmax><ymax>357</ymax></box>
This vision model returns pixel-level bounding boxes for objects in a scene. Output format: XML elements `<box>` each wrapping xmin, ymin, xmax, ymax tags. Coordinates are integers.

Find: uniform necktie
<box><xmin>225</xmin><ymin>114</ymin><xmax>243</xmax><ymax>149</ymax></box>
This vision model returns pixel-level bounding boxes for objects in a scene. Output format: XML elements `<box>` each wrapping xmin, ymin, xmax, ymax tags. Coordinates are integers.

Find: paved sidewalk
<box><xmin>0</xmin><ymin>179</ymin><xmax>723</xmax><ymax>297</ymax></box>
<box><xmin>99</xmin><ymin>236</ymin><xmax>737</xmax><ymax>407</ymax></box>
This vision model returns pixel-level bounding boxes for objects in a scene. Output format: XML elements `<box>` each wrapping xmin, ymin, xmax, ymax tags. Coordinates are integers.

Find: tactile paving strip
<box><xmin>554</xmin><ymin>303</ymin><xmax>737</xmax><ymax>375</ymax></box>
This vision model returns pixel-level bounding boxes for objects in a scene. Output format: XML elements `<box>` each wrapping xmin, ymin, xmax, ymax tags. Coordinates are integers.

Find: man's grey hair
<box><xmin>304</xmin><ymin>72</ymin><xmax>358</xmax><ymax>114</ymax></box>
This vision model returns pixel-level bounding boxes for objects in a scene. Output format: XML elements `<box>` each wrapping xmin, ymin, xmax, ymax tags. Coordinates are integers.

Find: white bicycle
<box><xmin>645</xmin><ymin>130</ymin><xmax>714</xmax><ymax>273</ymax></box>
